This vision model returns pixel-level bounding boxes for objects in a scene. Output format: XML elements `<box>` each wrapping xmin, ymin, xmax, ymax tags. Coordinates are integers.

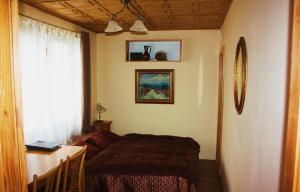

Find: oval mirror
<box><xmin>234</xmin><ymin>37</ymin><xmax>247</xmax><ymax>114</ymax></box>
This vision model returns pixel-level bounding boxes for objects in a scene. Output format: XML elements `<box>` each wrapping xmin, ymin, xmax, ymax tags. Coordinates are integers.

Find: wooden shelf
<box><xmin>126</xmin><ymin>40</ymin><xmax>182</xmax><ymax>62</ymax></box>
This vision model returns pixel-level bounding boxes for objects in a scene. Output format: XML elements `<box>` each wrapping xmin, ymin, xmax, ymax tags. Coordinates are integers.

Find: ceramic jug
<box><xmin>143</xmin><ymin>45</ymin><xmax>151</xmax><ymax>61</ymax></box>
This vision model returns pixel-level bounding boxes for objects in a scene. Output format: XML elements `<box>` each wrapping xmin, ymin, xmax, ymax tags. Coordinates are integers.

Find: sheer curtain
<box><xmin>19</xmin><ymin>16</ymin><xmax>83</xmax><ymax>144</ymax></box>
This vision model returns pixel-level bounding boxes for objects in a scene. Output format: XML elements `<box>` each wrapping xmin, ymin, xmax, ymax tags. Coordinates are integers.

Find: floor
<box><xmin>199</xmin><ymin>160</ymin><xmax>223</xmax><ymax>192</ymax></box>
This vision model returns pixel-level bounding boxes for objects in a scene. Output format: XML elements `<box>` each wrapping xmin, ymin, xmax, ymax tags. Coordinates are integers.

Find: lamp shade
<box><xmin>105</xmin><ymin>20</ymin><xmax>123</xmax><ymax>33</ymax></box>
<box><xmin>129</xmin><ymin>19</ymin><xmax>148</xmax><ymax>32</ymax></box>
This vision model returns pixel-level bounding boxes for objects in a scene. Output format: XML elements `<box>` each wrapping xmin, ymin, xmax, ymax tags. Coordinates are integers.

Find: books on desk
<box><xmin>25</xmin><ymin>141</ymin><xmax>61</xmax><ymax>151</ymax></box>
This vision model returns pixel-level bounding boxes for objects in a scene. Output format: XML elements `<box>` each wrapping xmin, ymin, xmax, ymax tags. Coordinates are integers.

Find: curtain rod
<box><xmin>19</xmin><ymin>13</ymin><xmax>82</xmax><ymax>34</ymax></box>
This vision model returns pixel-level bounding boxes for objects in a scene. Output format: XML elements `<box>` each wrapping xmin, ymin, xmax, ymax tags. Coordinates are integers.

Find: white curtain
<box><xmin>19</xmin><ymin>16</ymin><xmax>83</xmax><ymax>144</ymax></box>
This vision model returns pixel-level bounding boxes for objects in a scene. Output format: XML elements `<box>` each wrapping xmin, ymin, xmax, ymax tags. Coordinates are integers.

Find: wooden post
<box><xmin>216</xmin><ymin>47</ymin><xmax>224</xmax><ymax>166</ymax></box>
<box><xmin>0</xmin><ymin>0</ymin><xmax>28</xmax><ymax>191</ymax></box>
<box><xmin>281</xmin><ymin>0</ymin><xmax>300</xmax><ymax>191</ymax></box>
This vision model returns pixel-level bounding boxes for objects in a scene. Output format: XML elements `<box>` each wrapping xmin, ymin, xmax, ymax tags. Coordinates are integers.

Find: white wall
<box><xmin>96</xmin><ymin>30</ymin><xmax>220</xmax><ymax>159</ymax></box>
<box><xmin>18</xmin><ymin>3</ymin><xmax>98</xmax><ymax>123</ymax></box>
<box><xmin>221</xmin><ymin>0</ymin><xmax>290</xmax><ymax>191</ymax></box>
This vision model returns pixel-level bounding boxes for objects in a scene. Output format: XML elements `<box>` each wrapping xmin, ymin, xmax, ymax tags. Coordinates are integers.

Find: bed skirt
<box><xmin>87</xmin><ymin>174</ymin><xmax>197</xmax><ymax>192</ymax></box>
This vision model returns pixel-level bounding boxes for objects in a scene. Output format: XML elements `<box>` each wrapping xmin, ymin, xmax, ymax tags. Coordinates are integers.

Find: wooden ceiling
<box><xmin>20</xmin><ymin>0</ymin><xmax>233</xmax><ymax>33</ymax></box>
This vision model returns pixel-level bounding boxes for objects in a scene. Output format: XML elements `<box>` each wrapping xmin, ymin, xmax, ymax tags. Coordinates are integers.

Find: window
<box><xmin>19</xmin><ymin>16</ymin><xmax>83</xmax><ymax>144</ymax></box>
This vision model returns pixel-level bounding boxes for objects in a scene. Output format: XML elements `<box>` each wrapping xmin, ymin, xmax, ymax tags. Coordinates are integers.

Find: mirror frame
<box><xmin>234</xmin><ymin>37</ymin><xmax>247</xmax><ymax>114</ymax></box>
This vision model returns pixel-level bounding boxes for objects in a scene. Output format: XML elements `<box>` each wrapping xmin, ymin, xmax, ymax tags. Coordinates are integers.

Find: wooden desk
<box><xmin>26</xmin><ymin>145</ymin><xmax>83</xmax><ymax>185</ymax></box>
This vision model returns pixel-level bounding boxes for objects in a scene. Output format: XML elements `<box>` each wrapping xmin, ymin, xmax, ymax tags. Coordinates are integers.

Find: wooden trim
<box><xmin>216</xmin><ymin>47</ymin><xmax>224</xmax><ymax>166</ymax></box>
<box><xmin>280</xmin><ymin>0</ymin><xmax>300</xmax><ymax>191</ymax></box>
<box><xmin>11</xmin><ymin>0</ymin><xmax>28</xmax><ymax>191</ymax></box>
<box><xmin>126</xmin><ymin>41</ymin><xmax>130</xmax><ymax>61</ymax></box>
<box><xmin>233</xmin><ymin>37</ymin><xmax>247</xmax><ymax>115</ymax></box>
<box><xmin>295</xmin><ymin>133</ymin><xmax>300</xmax><ymax>191</ymax></box>
<box><xmin>126</xmin><ymin>40</ymin><xmax>182</xmax><ymax>62</ymax></box>
<box><xmin>0</xmin><ymin>0</ymin><xmax>28</xmax><ymax>191</ymax></box>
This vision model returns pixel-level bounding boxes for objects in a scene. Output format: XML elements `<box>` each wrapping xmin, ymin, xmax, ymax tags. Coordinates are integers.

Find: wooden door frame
<box><xmin>12</xmin><ymin>0</ymin><xmax>28</xmax><ymax>190</ymax></box>
<box><xmin>280</xmin><ymin>0</ymin><xmax>300</xmax><ymax>191</ymax></box>
<box><xmin>0</xmin><ymin>0</ymin><xmax>28</xmax><ymax>191</ymax></box>
<box><xmin>216</xmin><ymin>47</ymin><xmax>224</xmax><ymax>165</ymax></box>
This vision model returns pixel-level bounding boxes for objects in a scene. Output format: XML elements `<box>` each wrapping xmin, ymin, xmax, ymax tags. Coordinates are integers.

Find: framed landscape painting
<box><xmin>135</xmin><ymin>69</ymin><xmax>174</xmax><ymax>104</ymax></box>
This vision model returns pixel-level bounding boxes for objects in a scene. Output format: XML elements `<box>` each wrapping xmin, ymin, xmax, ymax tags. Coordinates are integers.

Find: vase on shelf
<box><xmin>143</xmin><ymin>45</ymin><xmax>151</xmax><ymax>61</ymax></box>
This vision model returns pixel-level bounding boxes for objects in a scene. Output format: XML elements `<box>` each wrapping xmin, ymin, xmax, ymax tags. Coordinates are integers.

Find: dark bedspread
<box><xmin>86</xmin><ymin>133</ymin><xmax>201</xmax><ymax>190</ymax></box>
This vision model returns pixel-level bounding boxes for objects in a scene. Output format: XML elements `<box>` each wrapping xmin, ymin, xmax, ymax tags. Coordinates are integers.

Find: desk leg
<box><xmin>82</xmin><ymin>165</ymin><xmax>86</xmax><ymax>192</ymax></box>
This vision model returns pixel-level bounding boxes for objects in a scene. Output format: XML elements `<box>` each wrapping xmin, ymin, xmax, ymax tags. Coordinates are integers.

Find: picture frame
<box><xmin>135</xmin><ymin>69</ymin><xmax>174</xmax><ymax>104</ymax></box>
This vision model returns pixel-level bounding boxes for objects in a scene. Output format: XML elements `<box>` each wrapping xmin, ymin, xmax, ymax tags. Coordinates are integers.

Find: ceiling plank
<box><xmin>20</xmin><ymin>0</ymin><xmax>233</xmax><ymax>33</ymax></box>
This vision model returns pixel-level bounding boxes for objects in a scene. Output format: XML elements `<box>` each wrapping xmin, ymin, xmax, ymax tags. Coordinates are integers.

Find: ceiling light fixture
<box><xmin>105</xmin><ymin>17</ymin><xmax>123</xmax><ymax>33</ymax></box>
<box><xmin>104</xmin><ymin>0</ymin><xmax>148</xmax><ymax>34</ymax></box>
<box><xmin>130</xmin><ymin>18</ymin><xmax>148</xmax><ymax>32</ymax></box>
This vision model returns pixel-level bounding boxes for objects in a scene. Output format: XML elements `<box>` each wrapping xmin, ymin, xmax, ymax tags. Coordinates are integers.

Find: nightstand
<box><xmin>93</xmin><ymin>120</ymin><xmax>112</xmax><ymax>132</ymax></box>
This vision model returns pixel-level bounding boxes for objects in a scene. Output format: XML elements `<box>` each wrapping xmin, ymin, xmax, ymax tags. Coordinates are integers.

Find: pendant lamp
<box><xmin>105</xmin><ymin>19</ymin><xmax>123</xmax><ymax>33</ymax></box>
<box><xmin>105</xmin><ymin>0</ymin><xmax>147</xmax><ymax>34</ymax></box>
<box><xmin>130</xmin><ymin>19</ymin><xmax>148</xmax><ymax>32</ymax></box>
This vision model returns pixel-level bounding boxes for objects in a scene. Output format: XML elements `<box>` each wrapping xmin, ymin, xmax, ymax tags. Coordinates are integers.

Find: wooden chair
<box><xmin>32</xmin><ymin>159</ymin><xmax>63</xmax><ymax>192</ymax></box>
<box><xmin>62</xmin><ymin>146</ymin><xmax>87</xmax><ymax>192</ymax></box>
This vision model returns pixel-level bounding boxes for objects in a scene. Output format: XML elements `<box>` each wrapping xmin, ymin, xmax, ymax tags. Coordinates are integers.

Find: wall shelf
<box><xmin>126</xmin><ymin>40</ymin><xmax>182</xmax><ymax>62</ymax></box>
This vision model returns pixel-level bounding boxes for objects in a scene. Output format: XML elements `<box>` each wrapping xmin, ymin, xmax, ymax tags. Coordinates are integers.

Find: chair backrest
<box><xmin>63</xmin><ymin>146</ymin><xmax>87</xmax><ymax>192</ymax></box>
<box><xmin>32</xmin><ymin>159</ymin><xmax>63</xmax><ymax>192</ymax></box>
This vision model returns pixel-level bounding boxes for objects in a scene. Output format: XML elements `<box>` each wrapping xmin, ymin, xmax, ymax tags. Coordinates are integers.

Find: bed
<box><xmin>80</xmin><ymin>133</ymin><xmax>201</xmax><ymax>192</ymax></box>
